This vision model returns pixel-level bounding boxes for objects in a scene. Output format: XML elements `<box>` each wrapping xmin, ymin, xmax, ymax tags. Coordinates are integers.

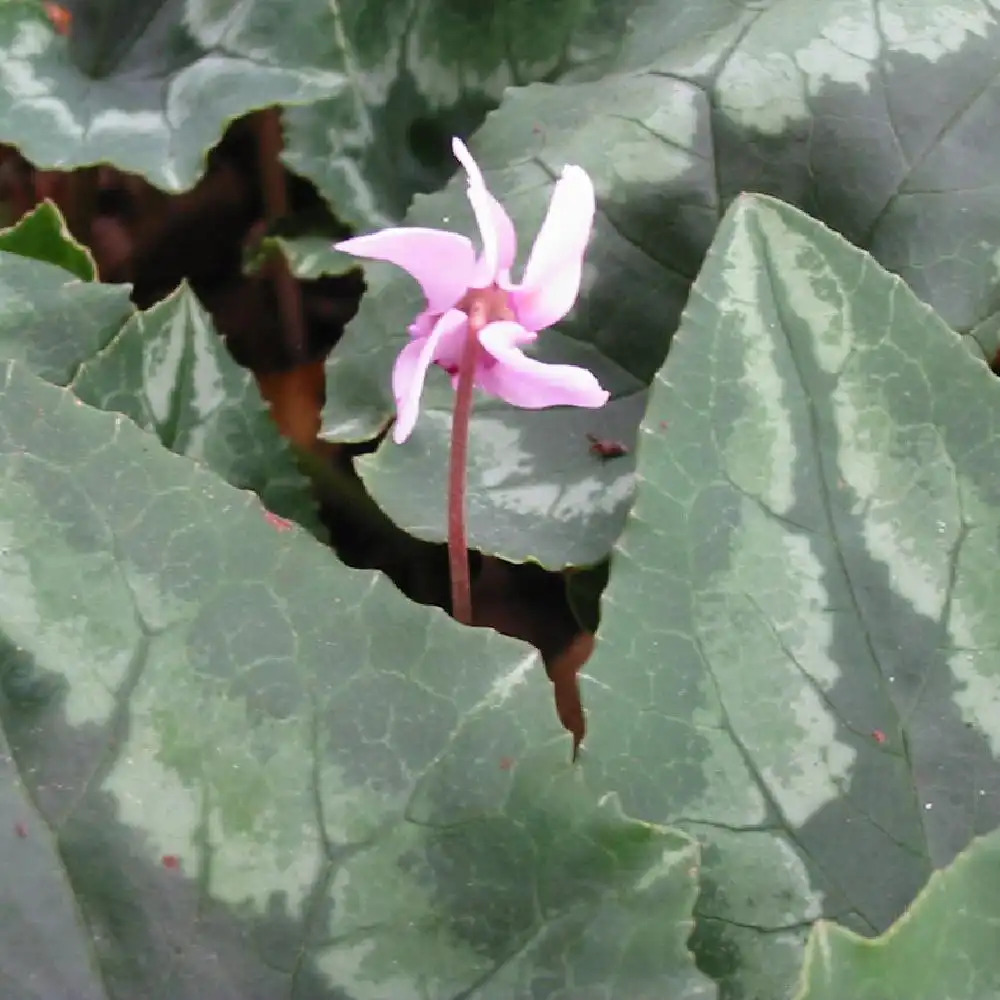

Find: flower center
<box><xmin>438</xmin><ymin>284</ymin><xmax>517</xmax><ymax>376</ymax></box>
<box><xmin>458</xmin><ymin>284</ymin><xmax>516</xmax><ymax>327</ymax></box>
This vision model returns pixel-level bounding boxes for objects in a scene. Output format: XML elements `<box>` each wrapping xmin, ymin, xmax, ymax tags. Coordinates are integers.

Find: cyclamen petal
<box><xmin>408</xmin><ymin>309</ymin><xmax>436</xmax><ymax>340</ymax></box>
<box><xmin>487</xmin><ymin>197</ymin><xmax>517</xmax><ymax>276</ymax></box>
<box><xmin>335</xmin><ymin>228</ymin><xmax>475</xmax><ymax>313</ymax></box>
<box><xmin>337</xmin><ymin>137</ymin><xmax>607</xmax><ymax>442</ymax></box>
<box><xmin>476</xmin><ymin>321</ymin><xmax>609</xmax><ymax>409</ymax></box>
<box><xmin>452</xmin><ymin>138</ymin><xmax>518</xmax><ymax>285</ymax></box>
<box><xmin>510</xmin><ymin>165</ymin><xmax>595</xmax><ymax>331</ymax></box>
<box><xmin>392</xmin><ymin>310</ymin><xmax>468</xmax><ymax>442</ymax></box>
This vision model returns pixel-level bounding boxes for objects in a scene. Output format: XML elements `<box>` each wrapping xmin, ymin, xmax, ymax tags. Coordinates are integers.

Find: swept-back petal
<box><xmin>336</xmin><ymin>228</ymin><xmax>474</xmax><ymax>312</ymax></box>
<box><xmin>476</xmin><ymin>321</ymin><xmax>609</xmax><ymax>409</ymax></box>
<box><xmin>408</xmin><ymin>308</ymin><xmax>438</xmax><ymax>340</ymax></box>
<box><xmin>452</xmin><ymin>138</ymin><xmax>517</xmax><ymax>285</ymax></box>
<box><xmin>489</xmin><ymin>198</ymin><xmax>517</xmax><ymax>276</ymax></box>
<box><xmin>391</xmin><ymin>309</ymin><xmax>468</xmax><ymax>442</ymax></box>
<box><xmin>511</xmin><ymin>165</ymin><xmax>595</xmax><ymax>330</ymax></box>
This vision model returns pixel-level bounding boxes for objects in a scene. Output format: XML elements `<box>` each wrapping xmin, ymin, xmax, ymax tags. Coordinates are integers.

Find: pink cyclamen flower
<box><xmin>335</xmin><ymin>138</ymin><xmax>609</xmax><ymax>442</ymax></box>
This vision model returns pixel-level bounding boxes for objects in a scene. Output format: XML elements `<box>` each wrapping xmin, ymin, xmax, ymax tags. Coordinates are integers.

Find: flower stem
<box><xmin>447</xmin><ymin>305</ymin><xmax>484</xmax><ymax>625</ymax></box>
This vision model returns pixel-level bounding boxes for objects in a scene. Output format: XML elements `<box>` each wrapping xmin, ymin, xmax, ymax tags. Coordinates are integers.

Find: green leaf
<box><xmin>324</xmin><ymin>0</ymin><xmax>1000</xmax><ymax>567</ymax></box>
<box><xmin>323</xmin><ymin>70</ymin><xmax>700</xmax><ymax>566</ymax></box>
<box><xmin>965</xmin><ymin>310</ymin><xmax>1000</xmax><ymax>368</ymax></box>
<box><xmin>0</xmin><ymin>249</ymin><xmax>133</xmax><ymax>383</ymax></box>
<box><xmin>0</xmin><ymin>727</ymin><xmax>109</xmax><ymax>1000</ymax></box>
<box><xmin>355</xmin><ymin>383</ymin><xmax>645</xmax><ymax>569</ymax></box>
<box><xmin>582</xmin><ymin>0</ymin><xmax>1000</xmax><ymax>336</ymax></box>
<box><xmin>69</xmin><ymin>283</ymin><xmax>322</xmax><ymax>533</ymax></box>
<box><xmin>0</xmin><ymin>0</ymin><xmax>343</xmax><ymax>191</ymax></box>
<box><xmin>186</xmin><ymin>0</ymin><xmax>646</xmax><ymax>231</ymax></box>
<box><xmin>796</xmin><ymin>829</ymin><xmax>1000</xmax><ymax>1000</ymax></box>
<box><xmin>0</xmin><ymin>359</ymin><xmax>713</xmax><ymax>998</ymax></box>
<box><xmin>0</xmin><ymin>199</ymin><xmax>96</xmax><ymax>280</ymax></box>
<box><xmin>580</xmin><ymin>193</ymin><xmax>1000</xmax><ymax>998</ymax></box>
<box><xmin>0</xmin><ymin>253</ymin><xmax>318</xmax><ymax>531</ymax></box>
<box><xmin>248</xmin><ymin>235</ymin><xmax>359</xmax><ymax>281</ymax></box>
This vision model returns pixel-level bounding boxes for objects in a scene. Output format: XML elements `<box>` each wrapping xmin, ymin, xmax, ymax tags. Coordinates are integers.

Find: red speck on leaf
<box><xmin>499</xmin><ymin>756</ymin><xmax>515</xmax><ymax>771</ymax></box>
<box><xmin>586</xmin><ymin>433</ymin><xmax>628</xmax><ymax>460</ymax></box>
<box><xmin>44</xmin><ymin>2</ymin><xmax>72</xmax><ymax>34</ymax></box>
<box><xmin>162</xmin><ymin>854</ymin><xmax>180</xmax><ymax>869</ymax></box>
<box><xmin>659</xmin><ymin>421</ymin><xmax>668</xmax><ymax>430</ymax></box>
<box><xmin>872</xmin><ymin>729</ymin><xmax>887</xmax><ymax>744</ymax></box>
<box><xmin>14</xmin><ymin>821</ymin><xmax>27</xmax><ymax>838</ymax></box>
<box><xmin>264</xmin><ymin>511</ymin><xmax>293</xmax><ymax>532</ymax></box>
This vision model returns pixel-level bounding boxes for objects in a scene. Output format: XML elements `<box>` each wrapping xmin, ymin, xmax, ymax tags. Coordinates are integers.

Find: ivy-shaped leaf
<box><xmin>0</xmin><ymin>726</ymin><xmax>108</xmax><ymax>1000</ymax></box>
<box><xmin>69</xmin><ymin>282</ymin><xmax>322</xmax><ymax>532</ymax></box>
<box><xmin>0</xmin><ymin>0</ymin><xmax>343</xmax><ymax>191</ymax></box>
<box><xmin>186</xmin><ymin>0</ymin><xmax>647</xmax><ymax>230</ymax></box>
<box><xmin>0</xmin><ymin>199</ymin><xmax>96</xmax><ymax>280</ymax></box>
<box><xmin>0</xmin><ymin>250</ymin><xmax>318</xmax><ymax>531</ymax></box>
<box><xmin>796</xmin><ymin>830</ymin><xmax>1000</xmax><ymax>999</ymax></box>
<box><xmin>322</xmin><ymin>0</ymin><xmax>1000</xmax><ymax>568</ymax></box>
<box><xmin>0</xmin><ymin>358</ymin><xmax>713</xmax><ymax>999</ymax></box>
<box><xmin>580</xmin><ymin>193</ymin><xmax>1000</xmax><ymax>998</ymax></box>
<box><xmin>0</xmin><ymin>247</ymin><xmax>132</xmax><ymax>381</ymax></box>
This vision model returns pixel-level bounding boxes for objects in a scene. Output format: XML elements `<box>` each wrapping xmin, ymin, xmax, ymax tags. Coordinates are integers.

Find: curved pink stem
<box><xmin>447</xmin><ymin>298</ymin><xmax>487</xmax><ymax>624</ymax></box>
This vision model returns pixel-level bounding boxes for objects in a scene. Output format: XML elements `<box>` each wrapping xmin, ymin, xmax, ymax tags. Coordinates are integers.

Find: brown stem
<box><xmin>447</xmin><ymin>303</ymin><xmax>486</xmax><ymax>624</ymax></box>
<box><xmin>254</xmin><ymin>108</ymin><xmax>307</xmax><ymax>362</ymax></box>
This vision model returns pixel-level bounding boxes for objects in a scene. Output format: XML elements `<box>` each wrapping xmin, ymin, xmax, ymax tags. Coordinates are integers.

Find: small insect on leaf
<box><xmin>161</xmin><ymin>854</ymin><xmax>181</xmax><ymax>870</ymax></box>
<box><xmin>14</xmin><ymin>821</ymin><xmax>27</xmax><ymax>838</ymax></box>
<box><xmin>499</xmin><ymin>756</ymin><xmax>515</xmax><ymax>771</ymax></box>
<box><xmin>586</xmin><ymin>433</ymin><xmax>629</xmax><ymax>460</ymax></box>
<box><xmin>872</xmin><ymin>729</ymin><xmax>887</xmax><ymax>744</ymax></box>
<box><xmin>264</xmin><ymin>511</ymin><xmax>293</xmax><ymax>532</ymax></box>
